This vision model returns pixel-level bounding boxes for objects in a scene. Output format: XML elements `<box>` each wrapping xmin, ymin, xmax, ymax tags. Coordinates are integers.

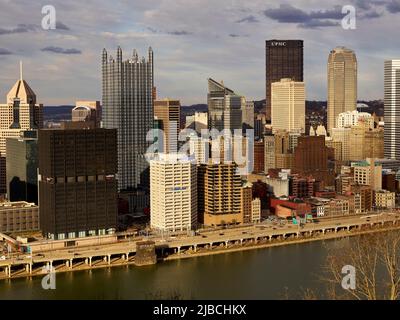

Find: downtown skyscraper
<box><xmin>102</xmin><ymin>47</ymin><xmax>154</xmax><ymax>191</ymax></box>
<box><xmin>207</xmin><ymin>78</ymin><xmax>242</xmax><ymax>132</ymax></box>
<box><xmin>327</xmin><ymin>47</ymin><xmax>357</xmax><ymax>134</ymax></box>
<box><xmin>384</xmin><ymin>60</ymin><xmax>400</xmax><ymax>160</ymax></box>
<box><xmin>265</xmin><ymin>40</ymin><xmax>303</xmax><ymax>121</ymax></box>
<box><xmin>271</xmin><ymin>78</ymin><xmax>305</xmax><ymax>133</ymax></box>
<box><xmin>0</xmin><ymin>64</ymin><xmax>43</xmax><ymax>194</ymax></box>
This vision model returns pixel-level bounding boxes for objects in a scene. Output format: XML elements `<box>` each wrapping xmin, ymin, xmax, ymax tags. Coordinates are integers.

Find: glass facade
<box><xmin>102</xmin><ymin>47</ymin><xmax>154</xmax><ymax>192</ymax></box>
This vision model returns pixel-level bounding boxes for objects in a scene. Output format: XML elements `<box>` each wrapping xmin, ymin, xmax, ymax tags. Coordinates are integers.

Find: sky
<box><xmin>0</xmin><ymin>0</ymin><xmax>399</xmax><ymax>105</ymax></box>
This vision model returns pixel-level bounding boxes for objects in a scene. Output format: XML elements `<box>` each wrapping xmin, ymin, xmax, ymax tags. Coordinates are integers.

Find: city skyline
<box><xmin>2</xmin><ymin>0</ymin><xmax>400</xmax><ymax>303</ymax></box>
<box><xmin>1</xmin><ymin>1</ymin><xmax>400</xmax><ymax>105</ymax></box>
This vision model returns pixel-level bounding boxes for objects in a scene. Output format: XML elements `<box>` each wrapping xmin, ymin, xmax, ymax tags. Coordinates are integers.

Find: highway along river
<box><xmin>0</xmin><ymin>239</ymin><xmax>353</xmax><ymax>299</ymax></box>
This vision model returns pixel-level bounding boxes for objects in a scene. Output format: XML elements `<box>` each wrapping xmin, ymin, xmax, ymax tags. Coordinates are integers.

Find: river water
<box><xmin>0</xmin><ymin>239</ymin><xmax>349</xmax><ymax>300</ymax></box>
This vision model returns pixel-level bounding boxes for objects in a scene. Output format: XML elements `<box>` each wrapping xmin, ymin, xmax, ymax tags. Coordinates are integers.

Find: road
<box><xmin>1</xmin><ymin>212</ymin><xmax>399</xmax><ymax>268</ymax></box>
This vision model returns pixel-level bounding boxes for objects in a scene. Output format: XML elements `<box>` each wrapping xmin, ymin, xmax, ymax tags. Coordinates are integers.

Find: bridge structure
<box><xmin>161</xmin><ymin>213</ymin><xmax>400</xmax><ymax>255</ymax></box>
<box><xmin>1</xmin><ymin>213</ymin><xmax>400</xmax><ymax>279</ymax></box>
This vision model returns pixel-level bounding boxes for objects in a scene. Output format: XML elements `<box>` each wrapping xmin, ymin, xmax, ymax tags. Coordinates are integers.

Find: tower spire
<box><xmin>20</xmin><ymin>61</ymin><xmax>23</xmax><ymax>80</ymax></box>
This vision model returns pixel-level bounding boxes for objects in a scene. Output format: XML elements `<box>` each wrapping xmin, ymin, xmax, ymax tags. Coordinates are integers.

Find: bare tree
<box><xmin>317</xmin><ymin>231</ymin><xmax>400</xmax><ymax>300</ymax></box>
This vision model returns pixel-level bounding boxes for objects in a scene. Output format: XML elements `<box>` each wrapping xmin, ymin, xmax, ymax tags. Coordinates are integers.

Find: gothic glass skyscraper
<box><xmin>102</xmin><ymin>47</ymin><xmax>154</xmax><ymax>191</ymax></box>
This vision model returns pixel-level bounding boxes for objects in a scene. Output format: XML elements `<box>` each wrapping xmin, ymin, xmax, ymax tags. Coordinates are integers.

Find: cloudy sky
<box><xmin>0</xmin><ymin>0</ymin><xmax>399</xmax><ymax>105</ymax></box>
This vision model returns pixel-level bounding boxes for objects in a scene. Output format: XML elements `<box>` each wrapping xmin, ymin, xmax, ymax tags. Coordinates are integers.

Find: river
<box><xmin>0</xmin><ymin>239</ymin><xmax>351</xmax><ymax>299</ymax></box>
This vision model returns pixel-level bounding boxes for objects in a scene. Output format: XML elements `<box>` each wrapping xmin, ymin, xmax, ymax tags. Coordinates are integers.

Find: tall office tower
<box><xmin>38</xmin><ymin>128</ymin><xmax>118</xmax><ymax>240</ymax></box>
<box><xmin>327</xmin><ymin>47</ymin><xmax>357</xmax><ymax>134</ymax></box>
<box><xmin>154</xmin><ymin>98</ymin><xmax>181</xmax><ymax>153</ymax></box>
<box><xmin>0</xmin><ymin>63</ymin><xmax>43</xmax><ymax>194</ymax></box>
<box><xmin>207</xmin><ymin>78</ymin><xmax>243</xmax><ymax>132</ymax></box>
<box><xmin>325</xmin><ymin>137</ymin><xmax>343</xmax><ymax>173</ymax></box>
<box><xmin>241</xmin><ymin>183</ymin><xmax>252</xmax><ymax>224</ymax></box>
<box><xmin>331</xmin><ymin>127</ymin><xmax>351</xmax><ymax>161</ymax></box>
<box><xmin>274</xmin><ymin>130</ymin><xmax>295</xmax><ymax>170</ymax></box>
<box><xmin>294</xmin><ymin>136</ymin><xmax>334</xmax><ymax>186</ymax></box>
<box><xmin>253</xmin><ymin>140</ymin><xmax>265</xmax><ymax>173</ymax></box>
<box><xmin>150</xmin><ymin>154</ymin><xmax>197</xmax><ymax>232</ymax></box>
<box><xmin>6</xmin><ymin>131</ymin><xmax>38</xmax><ymax>204</ymax></box>
<box><xmin>102</xmin><ymin>47</ymin><xmax>153</xmax><ymax>191</ymax></box>
<box><xmin>265</xmin><ymin>130</ymin><xmax>294</xmax><ymax>172</ymax></box>
<box><xmin>242</xmin><ymin>99</ymin><xmax>254</xmax><ymax>131</ymax></box>
<box><xmin>384</xmin><ymin>60</ymin><xmax>400</xmax><ymax>159</ymax></box>
<box><xmin>72</xmin><ymin>100</ymin><xmax>101</xmax><ymax>127</ymax></box>
<box><xmin>264</xmin><ymin>134</ymin><xmax>275</xmax><ymax>172</ymax></box>
<box><xmin>198</xmin><ymin>162</ymin><xmax>242</xmax><ymax>226</ymax></box>
<box><xmin>265</xmin><ymin>40</ymin><xmax>303</xmax><ymax>120</ymax></box>
<box><xmin>271</xmin><ymin>79</ymin><xmax>305</xmax><ymax>133</ymax></box>
<box><xmin>254</xmin><ymin>113</ymin><xmax>266</xmax><ymax>140</ymax></box>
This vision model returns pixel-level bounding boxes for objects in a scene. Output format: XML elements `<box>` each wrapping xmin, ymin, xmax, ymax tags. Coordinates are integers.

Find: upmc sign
<box><xmin>270</xmin><ymin>41</ymin><xmax>286</xmax><ymax>47</ymax></box>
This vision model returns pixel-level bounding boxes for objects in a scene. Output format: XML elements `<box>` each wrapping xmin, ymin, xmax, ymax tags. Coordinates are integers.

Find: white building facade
<box><xmin>150</xmin><ymin>154</ymin><xmax>197</xmax><ymax>232</ymax></box>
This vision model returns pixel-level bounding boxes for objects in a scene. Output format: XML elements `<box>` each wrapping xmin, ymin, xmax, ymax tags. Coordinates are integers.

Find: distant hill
<box><xmin>43</xmin><ymin>100</ymin><xmax>384</xmax><ymax>124</ymax></box>
<box><xmin>44</xmin><ymin>105</ymin><xmax>74</xmax><ymax>122</ymax></box>
<box><xmin>181</xmin><ymin>104</ymin><xmax>207</xmax><ymax>115</ymax></box>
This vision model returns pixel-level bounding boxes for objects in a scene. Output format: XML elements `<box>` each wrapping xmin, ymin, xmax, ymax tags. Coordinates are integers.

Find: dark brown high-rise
<box><xmin>294</xmin><ymin>136</ymin><xmax>334</xmax><ymax>186</ymax></box>
<box><xmin>265</xmin><ymin>40</ymin><xmax>303</xmax><ymax>121</ymax></box>
<box><xmin>38</xmin><ymin>128</ymin><xmax>118</xmax><ymax>239</ymax></box>
<box><xmin>253</xmin><ymin>141</ymin><xmax>265</xmax><ymax>173</ymax></box>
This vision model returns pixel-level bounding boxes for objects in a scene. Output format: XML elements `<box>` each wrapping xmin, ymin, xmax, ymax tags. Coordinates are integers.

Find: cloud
<box><xmin>360</xmin><ymin>10</ymin><xmax>384</xmax><ymax>19</ymax></box>
<box><xmin>41</xmin><ymin>46</ymin><xmax>82</xmax><ymax>54</ymax></box>
<box><xmin>386</xmin><ymin>0</ymin><xmax>400</xmax><ymax>13</ymax></box>
<box><xmin>146</xmin><ymin>27</ymin><xmax>192</xmax><ymax>35</ymax></box>
<box><xmin>264</xmin><ymin>3</ymin><xmax>384</xmax><ymax>29</ymax></box>
<box><xmin>355</xmin><ymin>0</ymin><xmax>375</xmax><ymax>10</ymax></box>
<box><xmin>236</xmin><ymin>15</ymin><xmax>259</xmax><ymax>23</ymax></box>
<box><xmin>0</xmin><ymin>48</ymin><xmax>13</xmax><ymax>55</ymax></box>
<box><xmin>0</xmin><ymin>0</ymin><xmax>398</xmax><ymax>105</ymax></box>
<box><xmin>229</xmin><ymin>34</ymin><xmax>248</xmax><ymax>38</ymax></box>
<box><xmin>0</xmin><ymin>22</ymin><xmax>70</xmax><ymax>35</ymax></box>
<box><xmin>263</xmin><ymin>4</ymin><xmax>309</xmax><ymax>23</ymax></box>
<box><xmin>167</xmin><ymin>30</ymin><xmax>192</xmax><ymax>35</ymax></box>
<box><xmin>309</xmin><ymin>6</ymin><xmax>344</xmax><ymax>20</ymax></box>
<box><xmin>0</xmin><ymin>24</ymin><xmax>37</xmax><ymax>35</ymax></box>
<box><xmin>353</xmin><ymin>0</ymin><xmax>400</xmax><ymax>14</ymax></box>
<box><xmin>299</xmin><ymin>20</ymin><xmax>340</xmax><ymax>29</ymax></box>
<box><xmin>147</xmin><ymin>27</ymin><xmax>158</xmax><ymax>33</ymax></box>
<box><xmin>56</xmin><ymin>21</ymin><xmax>70</xmax><ymax>31</ymax></box>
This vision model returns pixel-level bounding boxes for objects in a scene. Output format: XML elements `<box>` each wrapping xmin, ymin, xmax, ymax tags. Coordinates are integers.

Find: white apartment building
<box><xmin>337</xmin><ymin>110</ymin><xmax>373</xmax><ymax>129</ymax></box>
<box><xmin>150</xmin><ymin>153</ymin><xmax>197</xmax><ymax>232</ymax></box>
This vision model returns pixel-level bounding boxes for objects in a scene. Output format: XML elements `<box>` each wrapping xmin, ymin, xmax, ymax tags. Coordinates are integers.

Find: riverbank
<box><xmin>164</xmin><ymin>224</ymin><xmax>400</xmax><ymax>261</ymax></box>
<box><xmin>2</xmin><ymin>222</ymin><xmax>400</xmax><ymax>281</ymax></box>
